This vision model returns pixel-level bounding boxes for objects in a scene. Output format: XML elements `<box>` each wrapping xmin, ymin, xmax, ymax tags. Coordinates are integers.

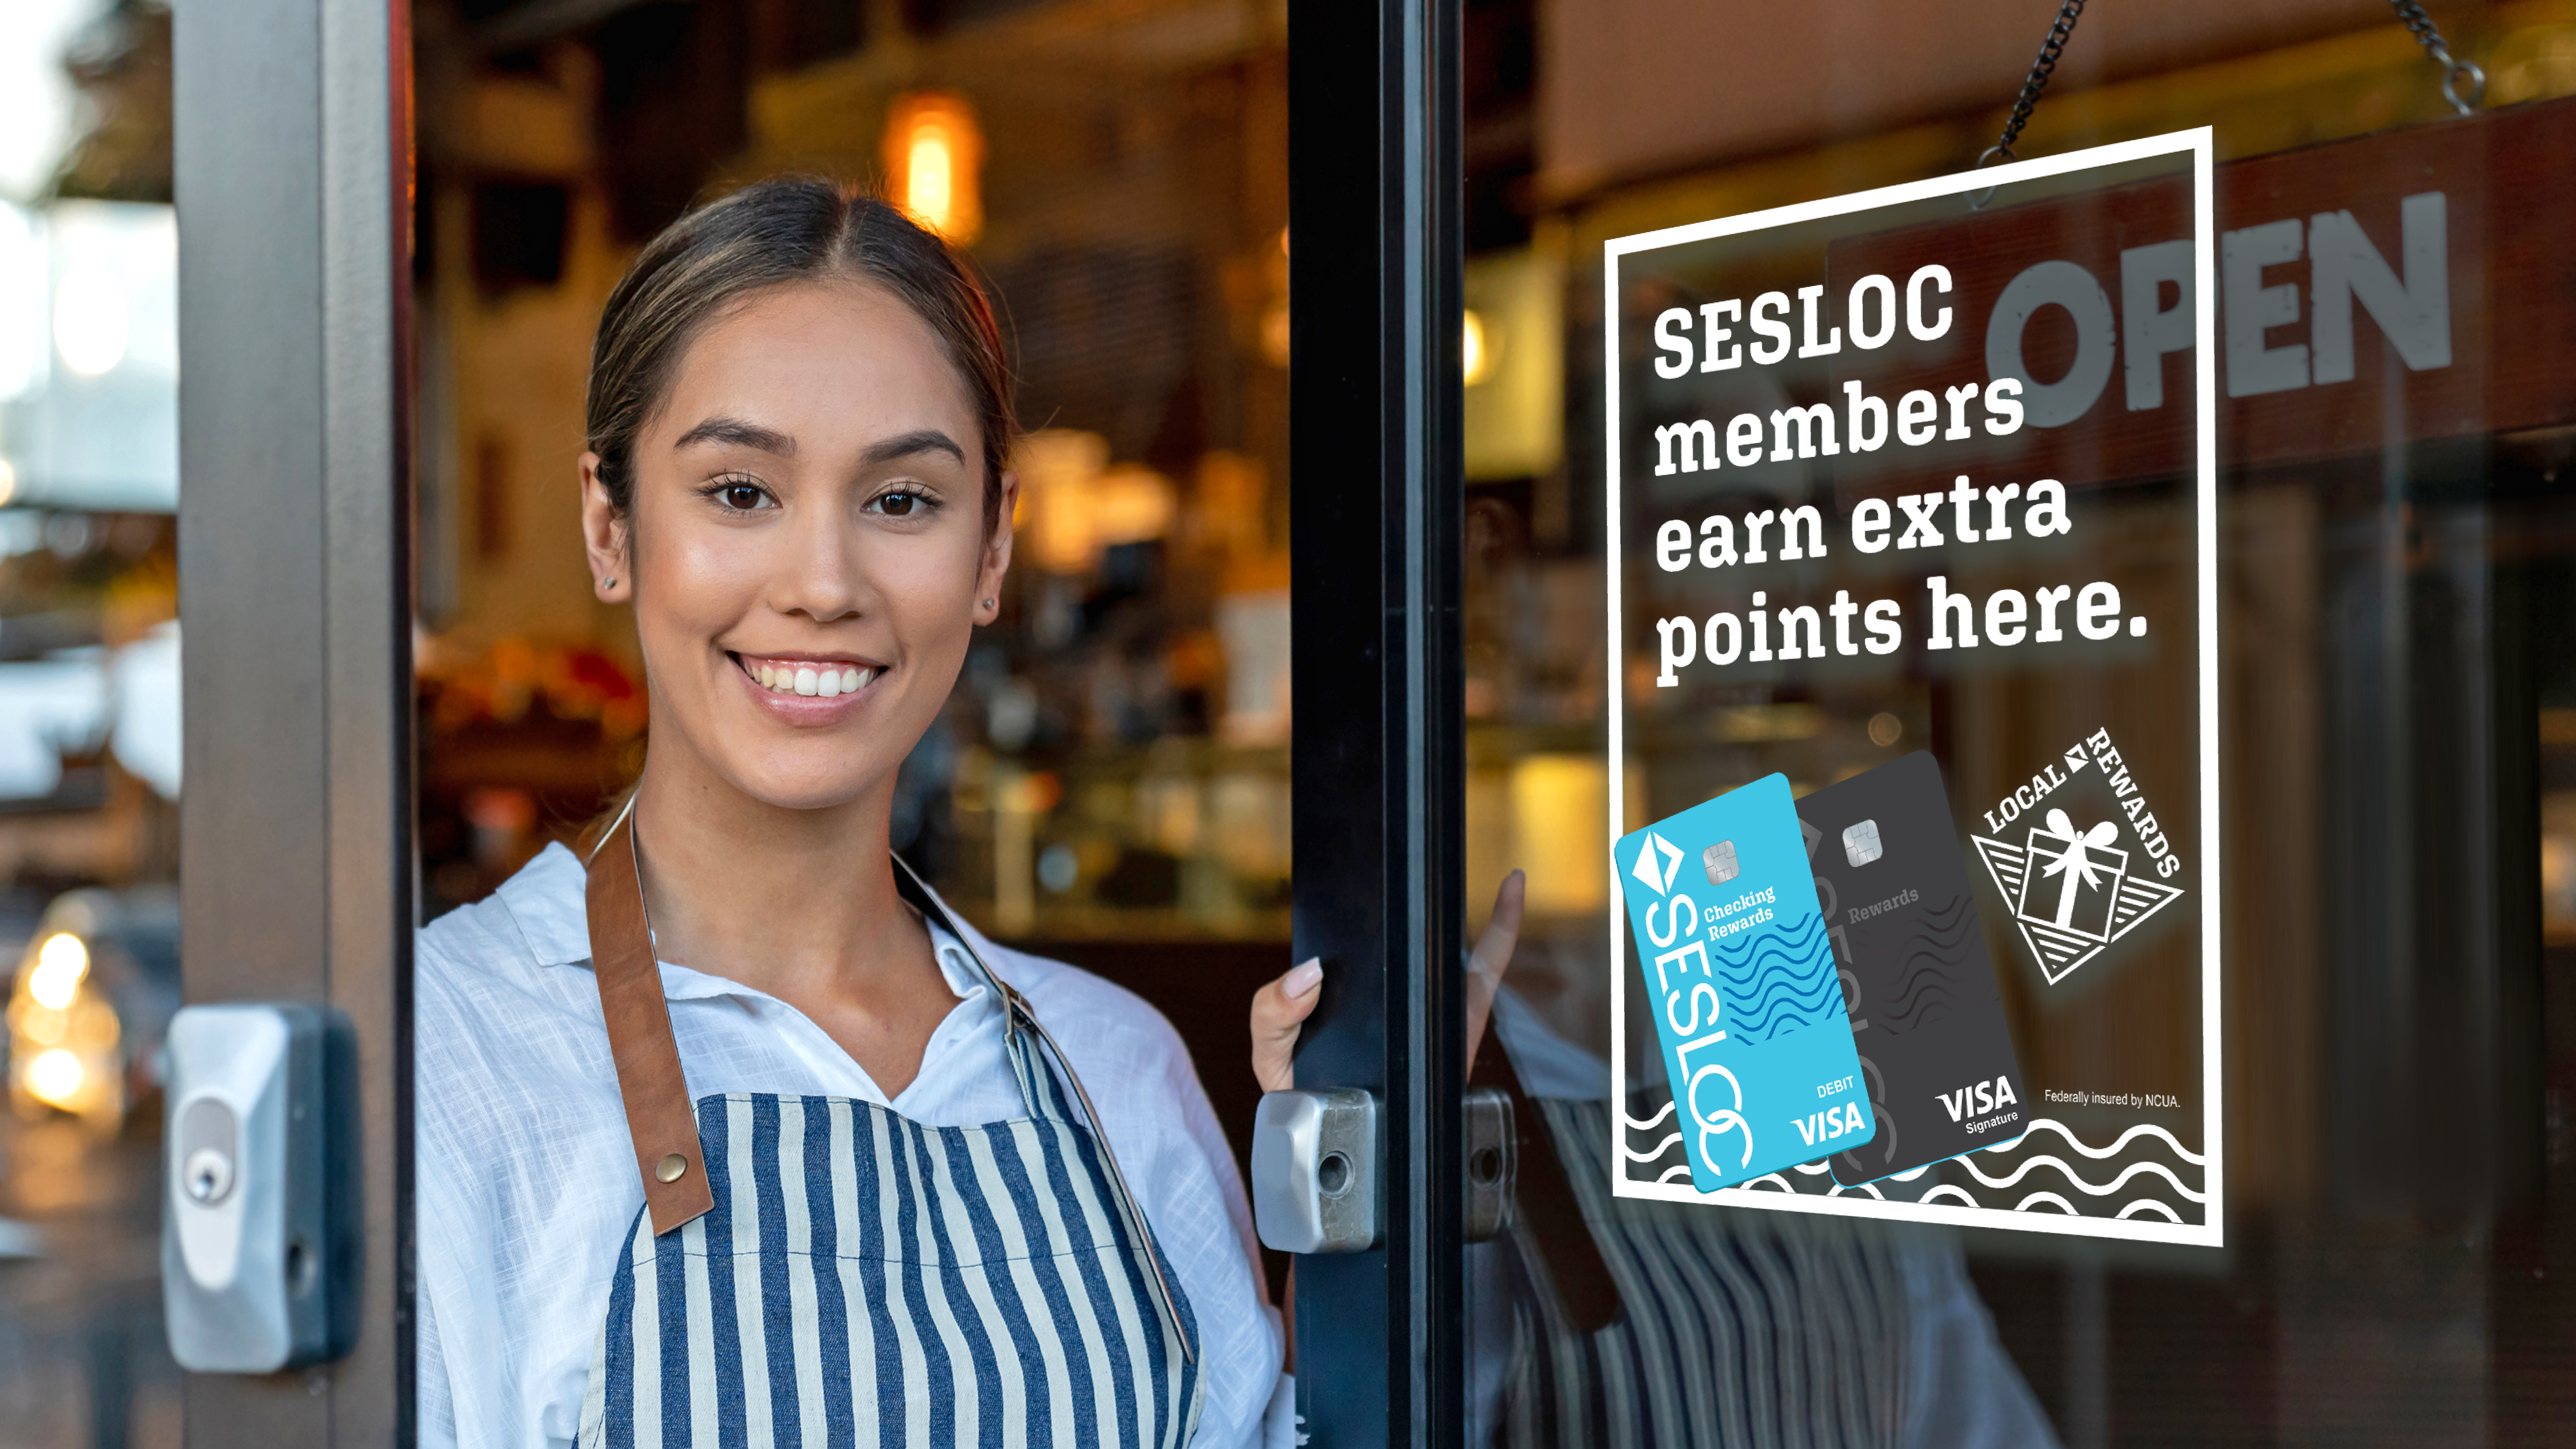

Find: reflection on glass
<box><xmin>1464</xmin><ymin>2</ymin><xmax>2576</xmax><ymax>1442</ymax></box>
<box><xmin>0</xmin><ymin>1</ymin><xmax>184</xmax><ymax>1441</ymax></box>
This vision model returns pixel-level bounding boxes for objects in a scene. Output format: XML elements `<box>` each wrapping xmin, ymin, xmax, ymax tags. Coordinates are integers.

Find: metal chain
<box><xmin>2387</xmin><ymin>0</ymin><xmax>2486</xmax><ymax>115</ymax></box>
<box><xmin>1985</xmin><ymin>0</ymin><xmax>2089</xmax><ymax>168</ymax></box>
<box><xmin>1967</xmin><ymin>0</ymin><xmax>2088</xmax><ymax>209</ymax></box>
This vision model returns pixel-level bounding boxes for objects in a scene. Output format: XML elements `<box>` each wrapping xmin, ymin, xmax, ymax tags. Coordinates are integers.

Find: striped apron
<box><xmin>574</xmin><ymin>808</ymin><xmax>1204</xmax><ymax>1448</ymax></box>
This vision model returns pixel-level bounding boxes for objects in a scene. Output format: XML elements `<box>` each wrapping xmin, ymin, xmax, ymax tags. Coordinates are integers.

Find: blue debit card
<box><xmin>1616</xmin><ymin>773</ymin><xmax>1871</xmax><ymax>1192</ymax></box>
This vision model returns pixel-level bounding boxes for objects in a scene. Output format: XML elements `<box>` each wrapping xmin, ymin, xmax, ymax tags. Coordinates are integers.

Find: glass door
<box><xmin>1444</xmin><ymin>4</ymin><xmax>2576</xmax><ymax>1445</ymax></box>
<box><xmin>169</xmin><ymin>0</ymin><xmax>411</xmax><ymax>1441</ymax></box>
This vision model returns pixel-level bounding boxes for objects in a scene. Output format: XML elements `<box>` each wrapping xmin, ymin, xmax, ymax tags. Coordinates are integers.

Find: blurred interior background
<box><xmin>0</xmin><ymin>0</ymin><xmax>2570</xmax><ymax>1444</ymax></box>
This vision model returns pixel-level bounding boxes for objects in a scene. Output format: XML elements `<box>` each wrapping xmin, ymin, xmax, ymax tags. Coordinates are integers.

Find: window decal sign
<box><xmin>1604</xmin><ymin>130</ymin><xmax>2222</xmax><ymax>1245</ymax></box>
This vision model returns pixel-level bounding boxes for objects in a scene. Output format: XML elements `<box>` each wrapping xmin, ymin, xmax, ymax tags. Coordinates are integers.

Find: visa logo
<box><xmin>1939</xmin><ymin>1078</ymin><xmax>2020</xmax><ymax>1121</ymax></box>
<box><xmin>1794</xmin><ymin>1100</ymin><xmax>1869</xmax><ymax>1147</ymax></box>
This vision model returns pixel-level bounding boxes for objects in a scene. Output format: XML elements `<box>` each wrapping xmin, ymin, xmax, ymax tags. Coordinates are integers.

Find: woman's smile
<box><xmin>727</xmin><ymin>649</ymin><xmax>888</xmax><ymax>719</ymax></box>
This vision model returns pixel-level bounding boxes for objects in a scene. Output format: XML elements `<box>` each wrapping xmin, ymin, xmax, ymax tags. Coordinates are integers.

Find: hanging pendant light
<box><xmin>883</xmin><ymin>90</ymin><xmax>985</xmax><ymax>246</ymax></box>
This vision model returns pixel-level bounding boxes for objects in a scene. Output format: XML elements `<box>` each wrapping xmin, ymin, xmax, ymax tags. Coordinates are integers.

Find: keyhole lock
<box><xmin>1316</xmin><ymin>1151</ymin><xmax>1352</xmax><ymax>1197</ymax></box>
<box><xmin>184</xmin><ymin>1146</ymin><xmax>236</xmax><ymax>1205</ymax></box>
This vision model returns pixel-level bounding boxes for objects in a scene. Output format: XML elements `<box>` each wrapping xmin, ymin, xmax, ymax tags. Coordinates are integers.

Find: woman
<box><xmin>416</xmin><ymin>180</ymin><xmax>1283</xmax><ymax>1448</ymax></box>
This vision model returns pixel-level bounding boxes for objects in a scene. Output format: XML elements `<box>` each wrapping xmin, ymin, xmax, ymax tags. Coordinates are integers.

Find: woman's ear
<box><xmin>974</xmin><ymin>469</ymin><xmax>1019</xmax><ymax>625</ymax></box>
<box><xmin>579</xmin><ymin>451</ymin><xmax>630</xmax><ymax>603</ymax></box>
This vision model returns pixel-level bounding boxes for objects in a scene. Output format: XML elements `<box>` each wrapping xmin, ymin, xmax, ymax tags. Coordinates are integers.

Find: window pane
<box><xmin>1465</xmin><ymin>3</ymin><xmax>2576</xmax><ymax>1442</ymax></box>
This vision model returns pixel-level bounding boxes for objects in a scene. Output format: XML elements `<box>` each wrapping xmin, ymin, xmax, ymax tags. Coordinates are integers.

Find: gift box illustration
<box><xmin>2014</xmin><ymin>809</ymin><xmax>2126</xmax><ymax>943</ymax></box>
<box><xmin>1968</xmin><ymin>748</ymin><xmax>2187</xmax><ymax>987</ymax></box>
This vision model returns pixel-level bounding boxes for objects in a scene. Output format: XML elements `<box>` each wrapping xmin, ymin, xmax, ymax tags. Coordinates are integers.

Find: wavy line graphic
<box><xmin>1793</xmin><ymin>1162</ymin><xmax>1833</xmax><ymax>1175</ymax></box>
<box><xmin>1888</xmin><ymin>1166</ymin><xmax>1932</xmax><ymax>1182</ymax></box>
<box><xmin>1621</xmin><ymin>1132</ymin><xmax>1683</xmax><ymax>1163</ymax></box>
<box><xmin>1622</xmin><ymin>1101</ymin><xmax>1677</xmax><ymax>1132</ymax></box>
<box><xmin>1956</xmin><ymin>1154</ymin><xmax>2207</xmax><ymax>1202</ymax></box>
<box><xmin>2116</xmin><ymin>1200</ymin><xmax>2183</xmax><ymax>1222</ymax></box>
<box><xmin>1737</xmin><ymin>1174</ymin><xmax>1796</xmax><ymax>1193</ymax></box>
<box><xmin>1824</xmin><ymin>1182</ymin><xmax>1886</xmax><ymax>1200</ymax></box>
<box><xmin>1885</xmin><ymin>946</ymin><xmax>1973</xmax><ymax>1008</ymax></box>
<box><xmin>1733</xmin><ymin>973</ymin><xmax>1845</xmax><ymax>1041</ymax></box>
<box><xmin>1709</xmin><ymin>914</ymin><xmax>1828</xmax><ymax>981</ymax></box>
<box><xmin>1731</xmin><ymin>968</ymin><xmax>1837</xmax><ymax>1015</ymax></box>
<box><xmin>1883</xmin><ymin>904</ymin><xmax>1979</xmax><ymax>960</ymax></box>
<box><xmin>1658</xmin><ymin>1164</ymin><xmax>1692</xmax><ymax>1184</ymax></box>
<box><xmin>1884</xmin><ymin>947</ymin><xmax>1974</xmax><ymax>1012</ymax></box>
<box><xmin>2014</xmin><ymin>1192</ymin><xmax>2079</xmax><ymax>1214</ymax></box>
<box><xmin>1986</xmin><ymin>1118</ymin><xmax>2208</xmax><ymax>1167</ymax></box>
<box><xmin>1703</xmin><ymin>914</ymin><xmax>1841</xmax><ymax>1043</ymax></box>
<box><xmin>1879</xmin><ymin>940</ymin><xmax>1986</xmax><ymax>1037</ymax></box>
<box><xmin>1885</xmin><ymin>975</ymin><xmax>1959</xmax><ymax>1023</ymax></box>
<box><xmin>1919</xmin><ymin>1185</ymin><xmax>1979</xmax><ymax>1208</ymax></box>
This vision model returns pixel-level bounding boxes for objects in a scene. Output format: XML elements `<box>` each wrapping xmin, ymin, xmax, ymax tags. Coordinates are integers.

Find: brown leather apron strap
<box><xmin>584</xmin><ymin>805</ymin><xmax>714</xmax><ymax>1235</ymax></box>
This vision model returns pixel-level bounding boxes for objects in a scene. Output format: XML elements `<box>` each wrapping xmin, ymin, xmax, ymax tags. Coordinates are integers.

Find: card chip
<box><xmin>1843</xmin><ymin>819</ymin><xmax>1884</xmax><ymax>867</ymax></box>
<box><xmin>1703</xmin><ymin>840</ymin><xmax>1739</xmax><ymax>885</ymax></box>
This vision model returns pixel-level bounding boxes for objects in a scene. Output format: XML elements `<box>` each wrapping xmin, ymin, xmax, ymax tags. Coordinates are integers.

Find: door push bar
<box><xmin>1252</xmin><ymin>1086</ymin><xmax>1516</xmax><ymax>1253</ymax></box>
<box><xmin>161</xmin><ymin>1003</ymin><xmax>354</xmax><ymax>1373</ymax></box>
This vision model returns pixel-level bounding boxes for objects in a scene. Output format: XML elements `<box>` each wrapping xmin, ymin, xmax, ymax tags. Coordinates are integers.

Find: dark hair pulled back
<box><xmin>585</xmin><ymin>178</ymin><xmax>1012</xmax><ymax>537</ymax></box>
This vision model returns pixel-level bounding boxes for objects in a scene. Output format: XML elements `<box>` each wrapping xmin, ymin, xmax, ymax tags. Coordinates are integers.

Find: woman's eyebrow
<box><xmin>674</xmin><ymin>416</ymin><xmax>796</xmax><ymax>455</ymax></box>
<box><xmin>859</xmin><ymin>429</ymin><xmax>967</xmax><ymax>467</ymax></box>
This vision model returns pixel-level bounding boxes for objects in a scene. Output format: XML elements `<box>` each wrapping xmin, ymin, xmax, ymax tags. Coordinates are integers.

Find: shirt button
<box><xmin>656</xmin><ymin>1153</ymin><xmax>689</xmax><ymax>1183</ymax></box>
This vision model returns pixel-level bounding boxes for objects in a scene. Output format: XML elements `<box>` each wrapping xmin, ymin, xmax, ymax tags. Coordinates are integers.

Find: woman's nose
<box><xmin>769</xmin><ymin>510</ymin><xmax>868</xmax><ymax>622</ymax></box>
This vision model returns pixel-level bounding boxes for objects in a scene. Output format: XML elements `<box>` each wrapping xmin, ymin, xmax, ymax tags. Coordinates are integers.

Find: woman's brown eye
<box><xmin>721</xmin><ymin>483</ymin><xmax>763</xmax><ymax>510</ymax></box>
<box><xmin>879</xmin><ymin>492</ymin><xmax>917</xmax><ymax>516</ymax></box>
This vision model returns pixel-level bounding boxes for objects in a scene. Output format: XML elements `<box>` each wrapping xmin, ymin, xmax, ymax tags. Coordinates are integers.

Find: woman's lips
<box><xmin>734</xmin><ymin>654</ymin><xmax>879</xmax><ymax>698</ymax></box>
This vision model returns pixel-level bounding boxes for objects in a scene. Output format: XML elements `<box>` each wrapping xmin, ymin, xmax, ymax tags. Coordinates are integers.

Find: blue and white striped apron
<box><xmin>575</xmin><ymin>811</ymin><xmax>1203</xmax><ymax>1447</ymax></box>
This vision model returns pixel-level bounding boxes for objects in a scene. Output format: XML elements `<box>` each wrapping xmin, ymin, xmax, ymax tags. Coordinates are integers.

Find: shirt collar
<box><xmin>497</xmin><ymin>840</ymin><xmax>1001</xmax><ymax>1003</ymax></box>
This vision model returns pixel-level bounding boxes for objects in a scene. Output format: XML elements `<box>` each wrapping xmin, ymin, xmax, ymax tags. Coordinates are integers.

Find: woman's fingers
<box><xmin>1462</xmin><ymin>869</ymin><xmax>1526</xmax><ymax>1077</ymax></box>
<box><xmin>1251</xmin><ymin>957</ymin><xmax>1325</xmax><ymax>1094</ymax></box>
<box><xmin>1255</xmin><ymin>866</ymin><xmax>1523</xmax><ymax>1098</ymax></box>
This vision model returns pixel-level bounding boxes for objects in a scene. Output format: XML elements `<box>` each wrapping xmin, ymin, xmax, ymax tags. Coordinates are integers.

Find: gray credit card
<box><xmin>1798</xmin><ymin>752</ymin><xmax>2028</xmax><ymax>1186</ymax></box>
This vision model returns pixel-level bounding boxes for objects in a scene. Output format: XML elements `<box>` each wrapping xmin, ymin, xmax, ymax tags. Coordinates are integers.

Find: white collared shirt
<box><xmin>415</xmin><ymin>843</ymin><xmax>1284</xmax><ymax>1448</ymax></box>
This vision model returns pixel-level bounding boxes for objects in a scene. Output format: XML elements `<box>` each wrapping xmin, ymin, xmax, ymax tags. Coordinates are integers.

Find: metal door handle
<box><xmin>161</xmin><ymin>1003</ymin><xmax>350</xmax><ymax>1372</ymax></box>
<box><xmin>1252</xmin><ymin>1087</ymin><xmax>1518</xmax><ymax>1251</ymax></box>
<box><xmin>1252</xmin><ymin>1088</ymin><xmax>1380</xmax><ymax>1253</ymax></box>
<box><xmin>1461</xmin><ymin>1086</ymin><xmax>1515</xmax><ymax>1243</ymax></box>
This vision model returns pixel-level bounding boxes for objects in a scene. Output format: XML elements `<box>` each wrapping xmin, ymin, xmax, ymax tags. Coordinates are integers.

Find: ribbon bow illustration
<box><xmin>2036</xmin><ymin>808</ymin><xmax>2120</xmax><ymax>930</ymax></box>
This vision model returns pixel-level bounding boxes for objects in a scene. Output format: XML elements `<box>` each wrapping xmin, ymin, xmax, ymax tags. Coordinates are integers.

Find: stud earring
<box><xmin>602</xmin><ymin>577</ymin><xmax>617</xmax><ymax>590</ymax></box>
<box><xmin>982</xmin><ymin>597</ymin><xmax>995</xmax><ymax>608</ymax></box>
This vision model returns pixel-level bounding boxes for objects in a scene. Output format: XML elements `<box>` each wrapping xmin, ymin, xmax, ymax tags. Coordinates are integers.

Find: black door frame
<box><xmin>174</xmin><ymin>0</ymin><xmax>414</xmax><ymax>1440</ymax></box>
<box><xmin>1288</xmin><ymin>0</ymin><xmax>1468</xmax><ymax>1443</ymax></box>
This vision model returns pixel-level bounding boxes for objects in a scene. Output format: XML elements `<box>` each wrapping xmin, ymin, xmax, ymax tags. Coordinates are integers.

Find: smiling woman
<box><xmin>412</xmin><ymin>181</ymin><xmax>1283</xmax><ymax>1449</ymax></box>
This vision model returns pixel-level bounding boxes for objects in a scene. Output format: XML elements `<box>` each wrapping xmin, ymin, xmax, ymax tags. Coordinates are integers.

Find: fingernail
<box><xmin>1285</xmin><ymin>958</ymin><xmax>1323</xmax><ymax>996</ymax></box>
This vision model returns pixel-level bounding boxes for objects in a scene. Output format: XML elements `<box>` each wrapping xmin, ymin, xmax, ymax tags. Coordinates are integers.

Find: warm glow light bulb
<box><xmin>907</xmin><ymin>128</ymin><xmax>955</xmax><ymax>229</ymax></box>
<box><xmin>884</xmin><ymin>92</ymin><xmax>982</xmax><ymax>245</ymax></box>
<box><xmin>28</xmin><ymin>932</ymin><xmax>88</xmax><ymax>1010</ymax></box>
<box><xmin>1462</xmin><ymin>310</ymin><xmax>1491</xmax><ymax>386</ymax></box>
<box><xmin>26</xmin><ymin>1047</ymin><xmax>84</xmax><ymax>1107</ymax></box>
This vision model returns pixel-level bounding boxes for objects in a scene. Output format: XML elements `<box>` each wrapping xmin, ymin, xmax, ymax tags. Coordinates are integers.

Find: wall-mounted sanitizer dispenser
<box><xmin>161</xmin><ymin>1003</ymin><xmax>352</xmax><ymax>1373</ymax></box>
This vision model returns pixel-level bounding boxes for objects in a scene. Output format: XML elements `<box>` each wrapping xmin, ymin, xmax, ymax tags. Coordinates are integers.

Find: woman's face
<box><xmin>581</xmin><ymin>279</ymin><xmax>1013</xmax><ymax>813</ymax></box>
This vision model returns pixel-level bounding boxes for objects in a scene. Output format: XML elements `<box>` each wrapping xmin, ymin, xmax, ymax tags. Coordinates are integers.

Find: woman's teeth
<box><xmin>750</xmin><ymin>661</ymin><xmax>872</xmax><ymax>697</ymax></box>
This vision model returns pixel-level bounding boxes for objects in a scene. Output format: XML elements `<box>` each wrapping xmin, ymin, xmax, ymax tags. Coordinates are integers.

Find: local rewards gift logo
<box><xmin>1968</xmin><ymin>729</ymin><xmax>2185</xmax><ymax>985</ymax></box>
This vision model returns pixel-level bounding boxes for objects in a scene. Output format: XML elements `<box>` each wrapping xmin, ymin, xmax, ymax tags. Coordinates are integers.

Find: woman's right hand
<box><xmin>1250</xmin><ymin>958</ymin><xmax>1323</xmax><ymax>1095</ymax></box>
<box><xmin>1249</xmin><ymin>869</ymin><xmax>1526</xmax><ymax>1095</ymax></box>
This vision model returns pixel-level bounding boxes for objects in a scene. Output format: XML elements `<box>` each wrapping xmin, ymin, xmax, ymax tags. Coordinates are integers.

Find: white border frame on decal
<box><xmin>1602</xmin><ymin>128</ymin><xmax>2222</xmax><ymax>1247</ymax></box>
